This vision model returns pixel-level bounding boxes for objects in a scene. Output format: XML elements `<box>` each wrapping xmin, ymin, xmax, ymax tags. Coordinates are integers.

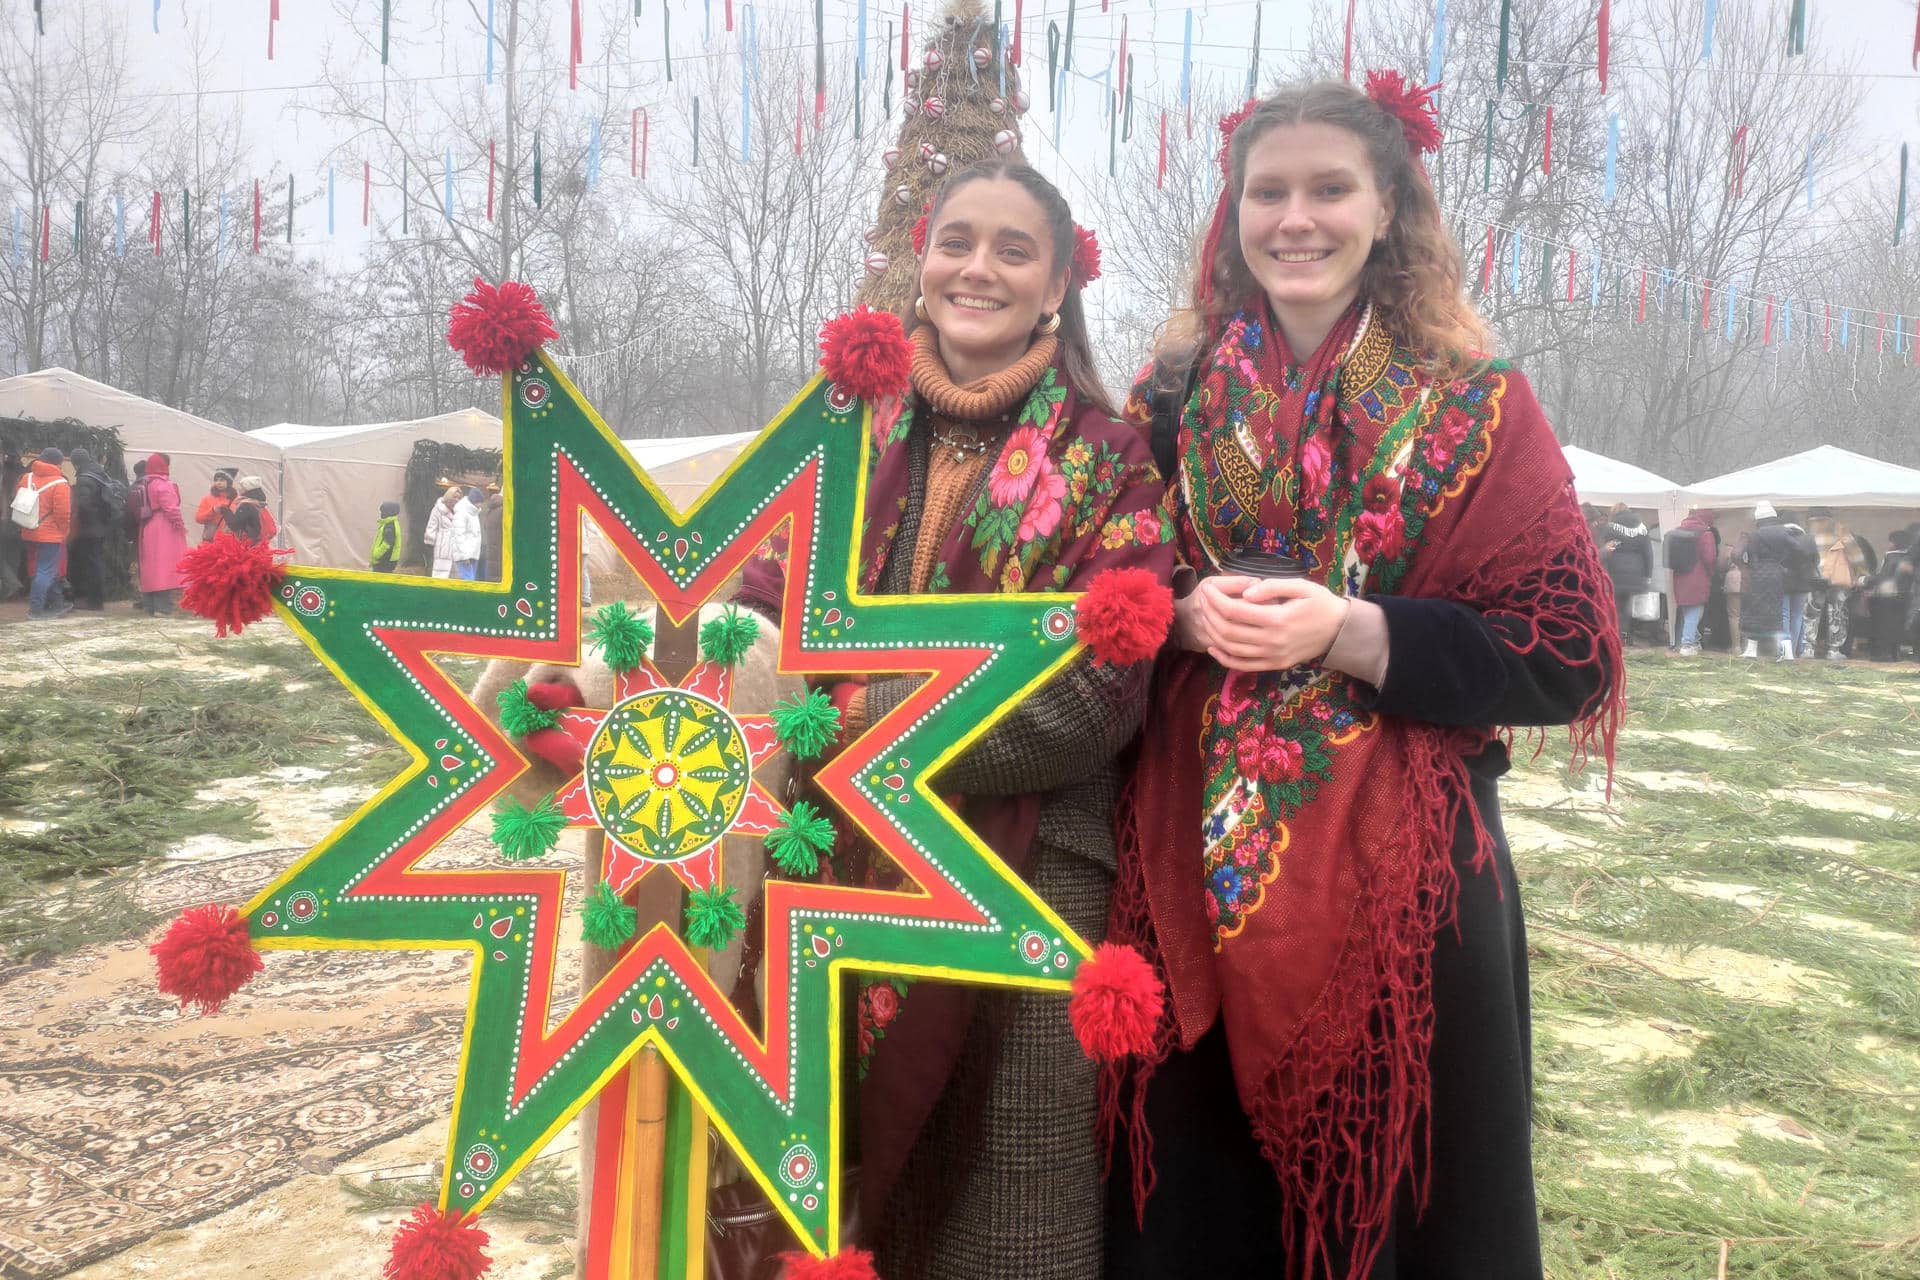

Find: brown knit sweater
<box><xmin>844</xmin><ymin>328</ymin><xmax>1058</xmax><ymax>734</ymax></box>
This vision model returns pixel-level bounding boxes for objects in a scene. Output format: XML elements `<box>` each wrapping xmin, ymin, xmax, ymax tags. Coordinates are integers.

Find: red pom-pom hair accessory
<box><xmin>1069</xmin><ymin>224</ymin><xmax>1102</xmax><ymax>290</ymax></box>
<box><xmin>1195</xmin><ymin>100</ymin><xmax>1261</xmax><ymax>320</ymax></box>
<box><xmin>384</xmin><ymin>1203</ymin><xmax>492</xmax><ymax>1280</ymax></box>
<box><xmin>447</xmin><ymin>277</ymin><xmax>559</xmax><ymax>376</ymax></box>
<box><xmin>177</xmin><ymin>532</ymin><xmax>290</xmax><ymax>638</ymax></box>
<box><xmin>1069</xmin><ymin>941</ymin><xmax>1166</xmax><ymax>1060</ymax></box>
<box><xmin>910</xmin><ymin>198</ymin><xmax>933</xmax><ymax>255</ymax></box>
<box><xmin>151</xmin><ymin>903</ymin><xmax>264</xmax><ymax>1015</ymax></box>
<box><xmin>1074</xmin><ymin>566</ymin><xmax>1172</xmax><ymax>666</ymax></box>
<box><xmin>818</xmin><ymin>305</ymin><xmax>913</xmax><ymax>402</ymax></box>
<box><xmin>1363</xmin><ymin>69</ymin><xmax>1443</xmax><ymax>160</ymax></box>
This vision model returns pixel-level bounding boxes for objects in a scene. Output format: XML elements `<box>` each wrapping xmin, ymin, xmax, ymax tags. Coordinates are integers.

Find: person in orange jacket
<box><xmin>14</xmin><ymin>447</ymin><xmax>72</xmax><ymax>619</ymax></box>
<box><xmin>194</xmin><ymin>469</ymin><xmax>236</xmax><ymax>542</ymax></box>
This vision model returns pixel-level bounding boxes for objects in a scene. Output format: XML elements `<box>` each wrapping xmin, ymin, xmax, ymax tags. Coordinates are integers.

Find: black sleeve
<box><xmin>1361</xmin><ymin>594</ymin><xmax>1608</xmax><ymax>729</ymax></box>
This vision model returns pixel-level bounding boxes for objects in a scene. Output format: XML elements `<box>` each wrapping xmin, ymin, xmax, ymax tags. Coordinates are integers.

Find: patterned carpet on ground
<box><xmin>0</xmin><ymin>833</ymin><xmax>583</xmax><ymax>1278</ymax></box>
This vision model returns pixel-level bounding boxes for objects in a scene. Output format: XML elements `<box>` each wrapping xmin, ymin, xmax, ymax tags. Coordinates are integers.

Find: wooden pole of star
<box><xmin>584</xmin><ymin>609</ymin><xmax>708</xmax><ymax>1279</ymax></box>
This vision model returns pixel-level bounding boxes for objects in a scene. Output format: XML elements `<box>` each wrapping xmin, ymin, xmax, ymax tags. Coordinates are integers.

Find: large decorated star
<box><xmin>233</xmin><ymin>341</ymin><xmax>1101</xmax><ymax>1261</ymax></box>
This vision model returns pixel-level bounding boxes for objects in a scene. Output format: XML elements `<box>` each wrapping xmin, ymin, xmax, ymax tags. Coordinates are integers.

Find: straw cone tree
<box><xmin>855</xmin><ymin>0</ymin><xmax>1033</xmax><ymax>315</ymax></box>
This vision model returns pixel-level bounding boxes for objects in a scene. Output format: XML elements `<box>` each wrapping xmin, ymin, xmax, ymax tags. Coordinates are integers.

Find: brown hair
<box><xmin>913</xmin><ymin>161</ymin><xmax>1117</xmax><ymax>419</ymax></box>
<box><xmin>1158</xmin><ymin>80</ymin><xmax>1493</xmax><ymax>385</ymax></box>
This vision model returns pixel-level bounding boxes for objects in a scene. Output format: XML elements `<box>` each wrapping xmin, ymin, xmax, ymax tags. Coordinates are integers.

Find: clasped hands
<box><xmin>1174</xmin><ymin>573</ymin><xmax>1350</xmax><ymax>673</ymax></box>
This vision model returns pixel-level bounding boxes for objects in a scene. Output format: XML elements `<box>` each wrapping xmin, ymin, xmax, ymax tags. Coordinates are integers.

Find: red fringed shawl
<box><xmin>1105</xmin><ymin>302</ymin><xmax>1621</xmax><ymax>1278</ymax></box>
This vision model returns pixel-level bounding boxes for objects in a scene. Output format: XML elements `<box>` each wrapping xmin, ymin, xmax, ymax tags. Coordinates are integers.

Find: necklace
<box><xmin>930</xmin><ymin>423</ymin><xmax>998</xmax><ymax>463</ymax></box>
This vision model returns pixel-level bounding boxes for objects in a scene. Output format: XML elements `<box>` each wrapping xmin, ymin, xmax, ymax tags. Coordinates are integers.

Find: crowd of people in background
<box><xmin>1591</xmin><ymin>501</ymin><xmax>1920</xmax><ymax>663</ymax></box>
<box><xmin>5</xmin><ymin>452</ymin><xmax>515</xmax><ymax>618</ymax></box>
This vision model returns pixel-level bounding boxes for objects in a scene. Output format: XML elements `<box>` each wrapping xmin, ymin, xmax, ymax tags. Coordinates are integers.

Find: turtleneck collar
<box><xmin>908</xmin><ymin>324</ymin><xmax>1058</xmax><ymax>423</ymax></box>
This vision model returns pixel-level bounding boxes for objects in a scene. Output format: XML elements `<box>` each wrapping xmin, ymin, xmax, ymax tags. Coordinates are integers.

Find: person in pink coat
<box><xmin>132</xmin><ymin>452</ymin><xmax>189</xmax><ymax>615</ymax></box>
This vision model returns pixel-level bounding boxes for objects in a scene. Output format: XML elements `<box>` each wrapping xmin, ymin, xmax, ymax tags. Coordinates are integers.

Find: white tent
<box><xmin>0</xmin><ymin>366</ymin><xmax>281</xmax><ymax>527</ymax></box>
<box><xmin>1562</xmin><ymin>445</ymin><xmax>1684</xmax><ymax>513</ymax></box>
<box><xmin>1684</xmin><ymin>445</ymin><xmax>1920</xmax><ymax>510</ymax></box>
<box><xmin>257</xmin><ymin>410</ymin><xmax>503</xmax><ymax>569</ymax></box>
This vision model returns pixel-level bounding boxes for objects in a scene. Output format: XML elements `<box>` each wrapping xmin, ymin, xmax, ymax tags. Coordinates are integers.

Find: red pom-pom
<box><xmin>151</xmin><ymin>903</ymin><xmax>263</xmax><ymax>1016</ymax></box>
<box><xmin>1070</xmin><ymin>224</ymin><xmax>1102</xmax><ymax>289</ymax></box>
<box><xmin>384</xmin><ymin>1204</ymin><xmax>492</xmax><ymax>1280</ymax></box>
<box><xmin>1074</xmin><ymin>566</ymin><xmax>1173</xmax><ymax>666</ymax></box>
<box><xmin>779</xmin><ymin>1247</ymin><xmax>879</xmax><ymax>1279</ymax></box>
<box><xmin>177</xmin><ymin>533</ymin><xmax>288</xmax><ymax>638</ymax></box>
<box><xmin>1363</xmin><ymin>69</ymin><xmax>1443</xmax><ymax>157</ymax></box>
<box><xmin>910</xmin><ymin>212</ymin><xmax>929</xmax><ymax>256</ymax></box>
<box><xmin>819</xmin><ymin>305</ymin><xmax>913</xmax><ymax>402</ymax></box>
<box><xmin>1069</xmin><ymin>942</ymin><xmax>1165</xmax><ymax>1061</ymax></box>
<box><xmin>447</xmin><ymin>277</ymin><xmax>559</xmax><ymax>376</ymax></box>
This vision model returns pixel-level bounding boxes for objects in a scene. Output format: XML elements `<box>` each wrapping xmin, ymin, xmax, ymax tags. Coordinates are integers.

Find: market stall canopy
<box><xmin>258</xmin><ymin>409</ymin><xmax>503</xmax><ymax>569</ymax></box>
<box><xmin>1685</xmin><ymin>445</ymin><xmax>1920</xmax><ymax>510</ymax></box>
<box><xmin>1562</xmin><ymin>445</ymin><xmax>1684</xmax><ymax>511</ymax></box>
<box><xmin>0</xmin><ymin>366</ymin><xmax>281</xmax><ymax>521</ymax></box>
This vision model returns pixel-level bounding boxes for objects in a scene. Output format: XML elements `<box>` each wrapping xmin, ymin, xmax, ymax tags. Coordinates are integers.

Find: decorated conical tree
<box><xmin>857</xmin><ymin>0</ymin><xmax>1032</xmax><ymax>315</ymax></box>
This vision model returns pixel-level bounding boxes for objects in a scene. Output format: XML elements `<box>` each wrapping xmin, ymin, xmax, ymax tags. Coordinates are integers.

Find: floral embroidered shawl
<box><xmin>1106</xmin><ymin>302</ymin><xmax>1622</xmax><ymax>1278</ymax></box>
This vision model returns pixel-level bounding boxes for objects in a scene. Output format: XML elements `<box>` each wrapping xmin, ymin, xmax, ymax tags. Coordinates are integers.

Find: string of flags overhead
<box><xmin>9</xmin><ymin>0</ymin><xmax>1917</xmax><ymax>352</ymax></box>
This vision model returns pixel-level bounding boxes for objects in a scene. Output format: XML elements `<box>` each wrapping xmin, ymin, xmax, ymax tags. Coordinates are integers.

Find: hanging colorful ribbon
<box><xmin>268</xmin><ymin>0</ymin><xmax>280</xmax><ymax>61</ymax></box>
<box><xmin>664</xmin><ymin>2</ymin><xmax>674</xmax><ymax>82</ymax></box>
<box><xmin>900</xmin><ymin>4</ymin><xmax>910</xmax><ymax>70</ymax></box>
<box><xmin>1782</xmin><ymin>297</ymin><xmax>1792</xmax><ymax>343</ymax></box>
<box><xmin>153</xmin><ymin>0</ymin><xmax>161</xmax><ymax>35</ymax></box>
<box><xmin>362</xmin><ymin>161</ymin><xmax>371</xmax><ymax>226</ymax></box>
<box><xmin>1538</xmin><ymin>242</ymin><xmax>1552</xmax><ymax>299</ymax></box>
<box><xmin>1603</xmin><ymin>113</ymin><xmax>1620</xmax><ymax>205</ymax></box>
<box><xmin>1897</xmin><ymin>143</ymin><xmax>1910</xmax><ymax>246</ymax></box>
<box><xmin>884</xmin><ymin>22</ymin><xmax>893</xmax><ymax>113</ymax></box>
<box><xmin>813</xmin><ymin>0</ymin><xmax>825</xmax><ymax>125</ymax></box>
<box><xmin>1637</xmin><ymin>265</ymin><xmax>1647</xmax><ymax>322</ymax></box>
<box><xmin>1805</xmin><ymin>137</ymin><xmax>1819</xmax><ymax>212</ymax></box>
<box><xmin>1342</xmin><ymin>0</ymin><xmax>1357</xmax><ymax>82</ymax></box>
<box><xmin>589</xmin><ymin>119</ymin><xmax>602</xmax><ymax>188</ymax></box>
<box><xmin>1482</xmin><ymin>97</ymin><xmax>1495</xmax><ymax>193</ymax></box>
<box><xmin>570</xmin><ymin>0</ymin><xmax>583</xmax><ymax>90</ymax></box>
<box><xmin>1428</xmin><ymin>0</ymin><xmax>1447</xmax><ymax>89</ymax></box>
<box><xmin>795</xmin><ymin>88</ymin><xmax>805</xmax><ymax>155</ymax></box>
<box><xmin>1248</xmin><ymin>0</ymin><xmax>1262</xmax><ymax>97</ymax></box>
<box><xmin>1597</xmin><ymin>0</ymin><xmax>1609</xmax><ymax>92</ymax></box>
<box><xmin>1012</xmin><ymin>0</ymin><xmax>1022</xmax><ymax>64</ymax></box>
<box><xmin>1788</xmin><ymin>0</ymin><xmax>1807</xmax><ymax>57</ymax></box>
<box><xmin>1157</xmin><ymin>110</ymin><xmax>1168</xmax><ymax>188</ymax></box>
<box><xmin>1840</xmin><ymin>307</ymin><xmax>1850</xmax><ymax>349</ymax></box>
<box><xmin>641</xmin><ymin>110</ymin><xmax>651</xmax><ymax>180</ymax></box>
<box><xmin>857</xmin><ymin>0</ymin><xmax>868</xmax><ymax>72</ymax></box>
<box><xmin>1724</xmin><ymin>279</ymin><xmax>1738</xmax><ymax>340</ymax></box>
<box><xmin>1480</xmin><ymin>223</ymin><xmax>1493</xmax><ymax>294</ymax></box>
<box><xmin>381</xmin><ymin>0</ymin><xmax>391</xmax><ymax>66</ymax></box>
<box><xmin>1542</xmin><ymin>105</ymin><xmax>1553</xmax><ymax>175</ymax></box>
<box><xmin>1590</xmin><ymin>252</ymin><xmax>1602</xmax><ymax>307</ymax></box>
<box><xmin>1047</xmin><ymin>21</ymin><xmax>1060</xmax><ymax>112</ymax></box>
<box><xmin>1565</xmin><ymin>248</ymin><xmax>1576</xmax><ymax>302</ymax></box>
<box><xmin>741</xmin><ymin>5</ymin><xmax>756</xmax><ymax>161</ymax></box>
<box><xmin>1701</xmin><ymin>0</ymin><xmax>1717</xmax><ymax>61</ymax></box>
<box><xmin>1763</xmin><ymin>294</ymin><xmax>1774</xmax><ymax>344</ymax></box>
<box><xmin>1181</xmin><ymin>9</ymin><xmax>1193</xmax><ymax>121</ymax></box>
<box><xmin>1495</xmin><ymin>0</ymin><xmax>1512</xmax><ymax>93</ymax></box>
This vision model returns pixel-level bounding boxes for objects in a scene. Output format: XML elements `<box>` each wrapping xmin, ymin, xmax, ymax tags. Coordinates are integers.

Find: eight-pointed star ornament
<box><xmin>153</xmin><ymin>283</ymin><xmax>1165</xmax><ymax>1278</ymax></box>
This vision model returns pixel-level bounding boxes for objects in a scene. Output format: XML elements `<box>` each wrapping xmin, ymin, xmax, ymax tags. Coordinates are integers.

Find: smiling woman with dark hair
<box><xmin>737</xmin><ymin>160</ymin><xmax>1174</xmax><ymax>1280</ymax></box>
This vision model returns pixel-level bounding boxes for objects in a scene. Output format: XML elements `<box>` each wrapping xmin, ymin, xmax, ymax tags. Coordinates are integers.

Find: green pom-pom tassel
<box><xmin>765</xmin><ymin>800</ymin><xmax>835</xmax><ymax>875</ymax></box>
<box><xmin>771</xmin><ymin>688</ymin><xmax>841</xmax><ymax>760</ymax></box>
<box><xmin>491</xmin><ymin>796</ymin><xmax>566</xmax><ymax>861</ymax></box>
<box><xmin>497</xmin><ymin>677</ymin><xmax>559</xmax><ymax>737</ymax></box>
<box><xmin>683</xmin><ymin>883</ymin><xmax>746</xmax><ymax>950</ymax></box>
<box><xmin>581</xmin><ymin>880</ymin><xmax>637</xmax><ymax>948</ymax></box>
<box><xmin>587</xmin><ymin>602</ymin><xmax>654</xmax><ymax>672</ymax></box>
<box><xmin>699</xmin><ymin>605</ymin><xmax>760</xmax><ymax>666</ymax></box>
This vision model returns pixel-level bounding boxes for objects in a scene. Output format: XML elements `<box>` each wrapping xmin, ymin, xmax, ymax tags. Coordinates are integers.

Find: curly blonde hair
<box><xmin>1157</xmin><ymin>80</ymin><xmax>1493</xmax><ymax>385</ymax></box>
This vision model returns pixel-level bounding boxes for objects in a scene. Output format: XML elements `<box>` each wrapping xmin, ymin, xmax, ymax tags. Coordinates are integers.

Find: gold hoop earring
<box><xmin>913</xmin><ymin>295</ymin><xmax>930</xmax><ymax>322</ymax></box>
<box><xmin>1037</xmin><ymin>312</ymin><xmax>1062</xmax><ymax>336</ymax></box>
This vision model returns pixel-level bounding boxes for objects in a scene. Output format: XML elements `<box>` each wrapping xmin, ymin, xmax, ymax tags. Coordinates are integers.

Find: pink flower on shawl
<box><xmin>1260</xmin><ymin>735</ymin><xmax>1305</xmax><ymax>783</ymax></box>
<box><xmin>1235</xmin><ymin>729</ymin><xmax>1267</xmax><ymax>780</ymax></box>
<box><xmin>989</xmin><ymin>426</ymin><xmax>1048</xmax><ymax>506</ymax></box>
<box><xmin>867</xmin><ymin>982</ymin><xmax>901</xmax><ymax>1028</ymax></box>
<box><xmin>1016</xmin><ymin>460</ymin><xmax>1068</xmax><ymax>542</ymax></box>
<box><xmin>1215</xmin><ymin>672</ymin><xmax>1255</xmax><ymax>726</ymax></box>
<box><xmin>1299</xmin><ymin>434</ymin><xmax>1333</xmax><ymax>498</ymax></box>
<box><xmin>1423</xmin><ymin>405</ymin><xmax>1475</xmax><ymax>468</ymax></box>
<box><xmin>1354</xmin><ymin>507</ymin><xmax>1408</xmax><ymax>563</ymax></box>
